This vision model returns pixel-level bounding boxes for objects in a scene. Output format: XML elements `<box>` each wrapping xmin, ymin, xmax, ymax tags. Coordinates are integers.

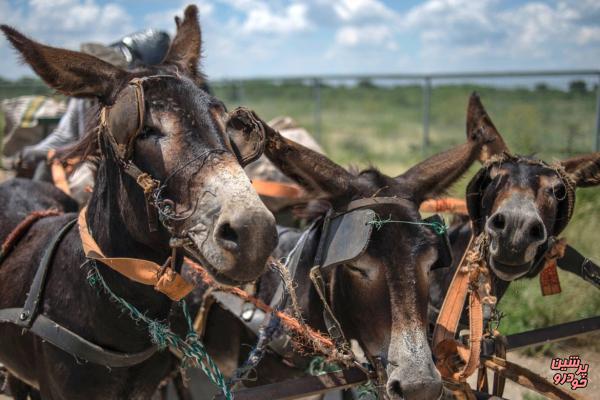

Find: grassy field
<box><xmin>1</xmin><ymin>80</ymin><xmax>598</xmax><ymax>344</ymax></box>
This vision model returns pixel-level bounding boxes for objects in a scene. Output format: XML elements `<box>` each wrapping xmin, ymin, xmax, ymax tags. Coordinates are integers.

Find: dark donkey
<box><xmin>430</xmin><ymin>94</ymin><xmax>600</xmax><ymax>322</ymax></box>
<box><xmin>184</xmin><ymin>105</ymin><xmax>506</xmax><ymax>400</ymax></box>
<box><xmin>0</xmin><ymin>5</ymin><xmax>277</xmax><ymax>400</ymax></box>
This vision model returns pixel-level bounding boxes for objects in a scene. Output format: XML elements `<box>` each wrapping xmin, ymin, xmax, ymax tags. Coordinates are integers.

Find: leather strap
<box><xmin>433</xmin><ymin>234</ymin><xmax>492</xmax><ymax>381</ymax></box>
<box><xmin>251</xmin><ymin>180</ymin><xmax>304</xmax><ymax>199</ymax></box>
<box><xmin>18</xmin><ymin>219</ymin><xmax>77</xmax><ymax>328</ymax></box>
<box><xmin>557</xmin><ymin>244</ymin><xmax>600</xmax><ymax>288</ymax></box>
<box><xmin>0</xmin><ymin>308</ymin><xmax>157</xmax><ymax>367</ymax></box>
<box><xmin>78</xmin><ymin>208</ymin><xmax>193</xmax><ymax>301</ymax></box>
<box><xmin>420</xmin><ymin>198</ymin><xmax>468</xmax><ymax>215</ymax></box>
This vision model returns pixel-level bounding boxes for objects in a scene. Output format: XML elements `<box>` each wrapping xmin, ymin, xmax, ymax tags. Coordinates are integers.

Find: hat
<box><xmin>80</xmin><ymin>43</ymin><xmax>128</xmax><ymax>69</ymax></box>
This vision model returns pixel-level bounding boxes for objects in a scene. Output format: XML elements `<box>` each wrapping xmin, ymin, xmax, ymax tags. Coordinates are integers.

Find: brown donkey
<box><xmin>0</xmin><ymin>5</ymin><xmax>277</xmax><ymax>399</ymax></box>
<box><xmin>430</xmin><ymin>93</ymin><xmax>600</xmax><ymax>322</ymax></box>
<box><xmin>180</xmin><ymin>104</ymin><xmax>507</xmax><ymax>400</ymax></box>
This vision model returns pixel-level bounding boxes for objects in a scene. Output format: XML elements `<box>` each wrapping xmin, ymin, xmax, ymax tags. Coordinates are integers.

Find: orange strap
<box><xmin>433</xmin><ymin>235</ymin><xmax>488</xmax><ymax>381</ymax></box>
<box><xmin>78</xmin><ymin>208</ymin><xmax>193</xmax><ymax>301</ymax></box>
<box><xmin>420</xmin><ymin>198</ymin><xmax>467</xmax><ymax>215</ymax></box>
<box><xmin>252</xmin><ymin>179</ymin><xmax>304</xmax><ymax>199</ymax></box>
<box><xmin>539</xmin><ymin>238</ymin><xmax>566</xmax><ymax>296</ymax></box>
<box><xmin>47</xmin><ymin>150</ymin><xmax>71</xmax><ymax>196</ymax></box>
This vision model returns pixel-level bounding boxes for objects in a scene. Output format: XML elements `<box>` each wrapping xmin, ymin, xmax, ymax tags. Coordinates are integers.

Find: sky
<box><xmin>0</xmin><ymin>0</ymin><xmax>599</xmax><ymax>80</ymax></box>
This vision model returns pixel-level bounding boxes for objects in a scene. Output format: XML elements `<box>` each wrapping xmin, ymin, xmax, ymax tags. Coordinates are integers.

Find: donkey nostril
<box><xmin>529</xmin><ymin>222</ymin><xmax>545</xmax><ymax>241</ymax></box>
<box><xmin>388</xmin><ymin>380</ymin><xmax>404</xmax><ymax>398</ymax></box>
<box><xmin>216</xmin><ymin>222</ymin><xmax>239</xmax><ymax>250</ymax></box>
<box><xmin>491</xmin><ymin>213</ymin><xmax>506</xmax><ymax>231</ymax></box>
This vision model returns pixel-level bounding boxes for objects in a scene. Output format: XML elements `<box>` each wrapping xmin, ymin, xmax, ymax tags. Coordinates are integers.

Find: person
<box><xmin>15</xmin><ymin>29</ymin><xmax>170</xmax><ymax>204</ymax></box>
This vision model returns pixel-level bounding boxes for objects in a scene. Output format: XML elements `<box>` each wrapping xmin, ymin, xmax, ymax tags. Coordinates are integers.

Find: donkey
<box><xmin>0</xmin><ymin>5</ymin><xmax>277</xmax><ymax>399</ymax></box>
<box><xmin>430</xmin><ymin>93</ymin><xmax>600</xmax><ymax>321</ymax></box>
<box><xmin>178</xmin><ymin>104</ymin><xmax>507</xmax><ymax>400</ymax></box>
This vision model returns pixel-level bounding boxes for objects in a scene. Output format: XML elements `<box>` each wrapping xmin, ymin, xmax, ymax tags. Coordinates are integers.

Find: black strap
<box><xmin>0</xmin><ymin>308</ymin><xmax>157</xmax><ymax>367</ymax></box>
<box><xmin>557</xmin><ymin>245</ymin><xmax>600</xmax><ymax>288</ymax></box>
<box><xmin>0</xmin><ymin>217</ymin><xmax>157</xmax><ymax>367</ymax></box>
<box><xmin>17</xmin><ymin>219</ymin><xmax>77</xmax><ymax>328</ymax></box>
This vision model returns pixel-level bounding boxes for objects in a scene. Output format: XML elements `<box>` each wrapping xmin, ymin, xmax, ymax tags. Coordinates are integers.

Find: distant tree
<box><xmin>569</xmin><ymin>80</ymin><xmax>587</xmax><ymax>95</ymax></box>
<box><xmin>535</xmin><ymin>82</ymin><xmax>548</xmax><ymax>92</ymax></box>
<box><xmin>357</xmin><ymin>78</ymin><xmax>376</xmax><ymax>89</ymax></box>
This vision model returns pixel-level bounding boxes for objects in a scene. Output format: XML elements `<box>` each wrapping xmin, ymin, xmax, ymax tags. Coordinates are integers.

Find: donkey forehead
<box><xmin>493</xmin><ymin>162</ymin><xmax>561</xmax><ymax>191</ymax></box>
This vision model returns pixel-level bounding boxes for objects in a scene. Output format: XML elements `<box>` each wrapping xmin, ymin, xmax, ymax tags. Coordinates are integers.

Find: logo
<box><xmin>551</xmin><ymin>355</ymin><xmax>589</xmax><ymax>390</ymax></box>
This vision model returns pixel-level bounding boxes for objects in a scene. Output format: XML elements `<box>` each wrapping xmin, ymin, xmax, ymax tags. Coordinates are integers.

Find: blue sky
<box><xmin>1</xmin><ymin>0</ymin><xmax>599</xmax><ymax>80</ymax></box>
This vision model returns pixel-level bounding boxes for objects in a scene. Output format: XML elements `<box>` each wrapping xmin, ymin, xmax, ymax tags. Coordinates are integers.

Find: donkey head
<box><xmin>245</xmin><ymin>102</ymin><xmax>504</xmax><ymax>399</ymax></box>
<box><xmin>1</xmin><ymin>6</ymin><xmax>277</xmax><ymax>285</ymax></box>
<box><xmin>465</xmin><ymin>94</ymin><xmax>600</xmax><ymax>281</ymax></box>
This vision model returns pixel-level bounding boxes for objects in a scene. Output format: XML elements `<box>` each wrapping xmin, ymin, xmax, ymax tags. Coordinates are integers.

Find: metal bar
<box><xmin>595</xmin><ymin>74</ymin><xmax>600</xmax><ymax>151</ymax></box>
<box><xmin>422</xmin><ymin>76</ymin><xmax>432</xmax><ymax>154</ymax></box>
<box><xmin>213</xmin><ymin>368</ymin><xmax>369</xmax><ymax>400</ymax></box>
<box><xmin>220</xmin><ymin>69</ymin><xmax>600</xmax><ymax>84</ymax></box>
<box><xmin>505</xmin><ymin>316</ymin><xmax>600</xmax><ymax>351</ymax></box>
<box><xmin>313</xmin><ymin>78</ymin><xmax>322</xmax><ymax>142</ymax></box>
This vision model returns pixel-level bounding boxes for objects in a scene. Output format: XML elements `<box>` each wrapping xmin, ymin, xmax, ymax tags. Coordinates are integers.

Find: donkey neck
<box><xmin>85</xmin><ymin>156</ymin><xmax>173</xmax><ymax>318</ymax></box>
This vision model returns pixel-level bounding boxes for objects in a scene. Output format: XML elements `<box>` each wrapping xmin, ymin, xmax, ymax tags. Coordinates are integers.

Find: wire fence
<box><xmin>2</xmin><ymin>69</ymin><xmax>599</xmax><ymax>170</ymax></box>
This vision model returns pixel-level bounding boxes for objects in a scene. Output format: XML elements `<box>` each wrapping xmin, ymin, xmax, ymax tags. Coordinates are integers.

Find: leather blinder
<box><xmin>107</xmin><ymin>84</ymin><xmax>143</xmax><ymax>159</ymax></box>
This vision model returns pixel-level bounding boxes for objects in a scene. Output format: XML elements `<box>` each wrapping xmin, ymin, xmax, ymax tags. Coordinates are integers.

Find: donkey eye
<box><xmin>346</xmin><ymin>264</ymin><xmax>369</xmax><ymax>278</ymax></box>
<box><xmin>547</xmin><ymin>184</ymin><xmax>566</xmax><ymax>200</ymax></box>
<box><xmin>139</xmin><ymin>127</ymin><xmax>163</xmax><ymax>139</ymax></box>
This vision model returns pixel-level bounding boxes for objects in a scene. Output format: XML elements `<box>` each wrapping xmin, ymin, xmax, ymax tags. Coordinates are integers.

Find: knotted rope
<box><xmin>86</xmin><ymin>261</ymin><xmax>232</xmax><ymax>399</ymax></box>
<box><xmin>368</xmin><ymin>214</ymin><xmax>448</xmax><ymax>235</ymax></box>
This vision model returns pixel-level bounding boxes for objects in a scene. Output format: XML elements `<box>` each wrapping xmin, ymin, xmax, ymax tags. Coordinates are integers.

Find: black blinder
<box><xmin>424</xmin><ymin>214</ymin><xmax>454</xmax><ymax>270</ymax></box>
<box><xmin>107</xmin><ymin>85</ymin><xmax>143</xmax><ymax>159</ymax></box>
<box><xmin>320</xmin><ymin>209</ymin><xmax>376</xmax><ymax>270</ymax></box>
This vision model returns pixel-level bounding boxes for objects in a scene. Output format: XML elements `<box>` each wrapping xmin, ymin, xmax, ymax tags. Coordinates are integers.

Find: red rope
<box><xmin>1</xmin><ymin>209</ymin><xmax>62</xmax><ymax>258</ymax></box>
<box><xmin>185</xmin><ymin>259</ymin><xmax>337</xmax><ymax>353</ymax></box>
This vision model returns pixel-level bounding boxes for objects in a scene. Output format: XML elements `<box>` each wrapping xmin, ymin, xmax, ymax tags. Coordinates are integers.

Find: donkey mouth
<box><xmin>489</xmin><ymin>257</ymin><xmax>532</xmax><ymax>281</ymax></box>
<box><xmin>184</xmin><ymin>244</ymin><xmax>251</xmax><ymax>286</ymax></box>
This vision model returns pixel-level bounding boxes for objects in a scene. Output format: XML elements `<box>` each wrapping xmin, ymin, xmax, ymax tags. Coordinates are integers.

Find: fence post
<box><xmin>313</xmin><ymin>78</ymin><xmax>322</xmax><ymax>142</ymax></box>
<box><xmin>422</xmin><ymin>76</ymin><xmax>432</xmax><ymax>155</ymax></box>
<box><xmin>595</xmin><ymin>74</ymin><xmax>600</xmax><ymax>151</ymax></box>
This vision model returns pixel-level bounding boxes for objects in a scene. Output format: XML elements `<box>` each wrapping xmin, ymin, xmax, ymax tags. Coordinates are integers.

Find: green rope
<box><xmin>356</xmin><ymin>380</ymin><xmax>378</xmax><ymax>399</ymax></box>
<box><xmin>86</xmin><ymin>262</ymin><xmax>232</xmax><ymax>400</ymax></box>
<box><xmin>306</xmin><ymin>356</ymin><xmax>342</xmax><ymax>376</ymax></box>
<box><xmin>368</xmin><ymin>214</ymin><xmax>447</xmax><ymax>235</ymax></box>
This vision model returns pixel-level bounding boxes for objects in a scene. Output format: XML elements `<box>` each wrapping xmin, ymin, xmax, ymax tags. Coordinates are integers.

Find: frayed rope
<box><xmin>86</xmin><ymin>262</ymin><xmax>232</xmax><ymax>399</ymax></box>
<box><xmin>368</xmin><ymin>214</ymin><xmax>447</xmax><ymax>235</ymax></box>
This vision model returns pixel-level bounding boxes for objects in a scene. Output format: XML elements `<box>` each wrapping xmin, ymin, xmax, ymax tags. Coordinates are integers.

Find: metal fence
<box><xmin>2</xmin><ymin>69</ymin><xmax>600</xmax><ymax>157</ymax></box>
<box><xmin>213</xmin><ymin>69</ymin><xmax>600</xmax><ymax>153</ymax></box>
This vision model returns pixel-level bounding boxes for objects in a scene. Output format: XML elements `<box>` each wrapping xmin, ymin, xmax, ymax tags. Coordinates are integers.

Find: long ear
<box><xmin>560</xmin><ymin>153</ymin><xmax>600</xmax><ymax>187</ymax></box>
<box><xmin>396</xmin><ymin>94</ymin><xmax>508</xmax><ymax>204</ymax></box>
<box><xmin>162</xmin><ymin>5</ymin><xmax>201</xmax><ymax>77</ymax></box>
<box><xmin>1</xmin><ymin>25</ymin><xmax>128</xmax><ymax>104</ymax></box>
<box><xmin>466</xmin><ymin>92</ymin><xmax>509</xmax><ymax>162</ymax></box>
<box><xmin>238</xmin><ymin>108</ymin><xmax>357</xmax><ymax>198</ymax></box>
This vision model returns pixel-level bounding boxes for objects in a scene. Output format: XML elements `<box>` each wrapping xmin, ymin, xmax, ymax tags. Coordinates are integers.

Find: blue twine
<box><xmin>86</xmin><ymin>262</ymin><xmax>232</xmax><ymax>399</ymax></box>
<box><xmin>368</xmin><ymin>214</ymin><xmax>447</xmax><ymax>235</ymax></box>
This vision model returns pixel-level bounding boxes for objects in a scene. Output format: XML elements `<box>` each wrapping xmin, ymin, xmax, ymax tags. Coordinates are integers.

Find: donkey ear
<box><xmin>1</xmin><ymin>25</ymin><xmax>128</xmax><ymax>104</ymax></box>
<box><xmin>246</xmin><ymin>109</ymin><xmax>357</xmax><ymax>199</ymax></box>
<box><xmin>559</xmin><ymin>153</ymin><xmax>600</xmax><ymax>187</ymax></box>
<box><xmin>466</xmin><ymin>93</ymin><xmax>510</xmax><ymax>162</ymax></box>
<box><xmin>162</xmin><ymin>5</ymin><xmax>202</xmax><ymax>77</ymax></box>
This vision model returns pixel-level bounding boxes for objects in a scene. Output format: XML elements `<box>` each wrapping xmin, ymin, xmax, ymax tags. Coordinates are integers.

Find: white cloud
<box><xmin>333</xmin><ymin>0</ymin><xmax>396</xmax><ymax>22</ymax></box>
<box><xmin>335</xmin><ymin>25</ymin><xmax>396</xmax><ymax>49</ymax></box>
<box><xmin>241</xmin><ymin>3</ymin><xmax>311</xmax><ymax>34</ymax></box>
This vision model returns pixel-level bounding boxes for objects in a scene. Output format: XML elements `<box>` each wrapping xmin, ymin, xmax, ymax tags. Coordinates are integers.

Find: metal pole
<box><xmin>595</xmin><ymin>74</ymin><xmax>600</xmax><ymax>151</ymax></box>
<box><xmin>422</xmin><ymin>76</ymin><xmax>432</xmax><ymax>154</ymax></box>
<box><xmin>313</xmin><ymin>78</ymin><xmax>322</xmax><ymax>142</ymax></box>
